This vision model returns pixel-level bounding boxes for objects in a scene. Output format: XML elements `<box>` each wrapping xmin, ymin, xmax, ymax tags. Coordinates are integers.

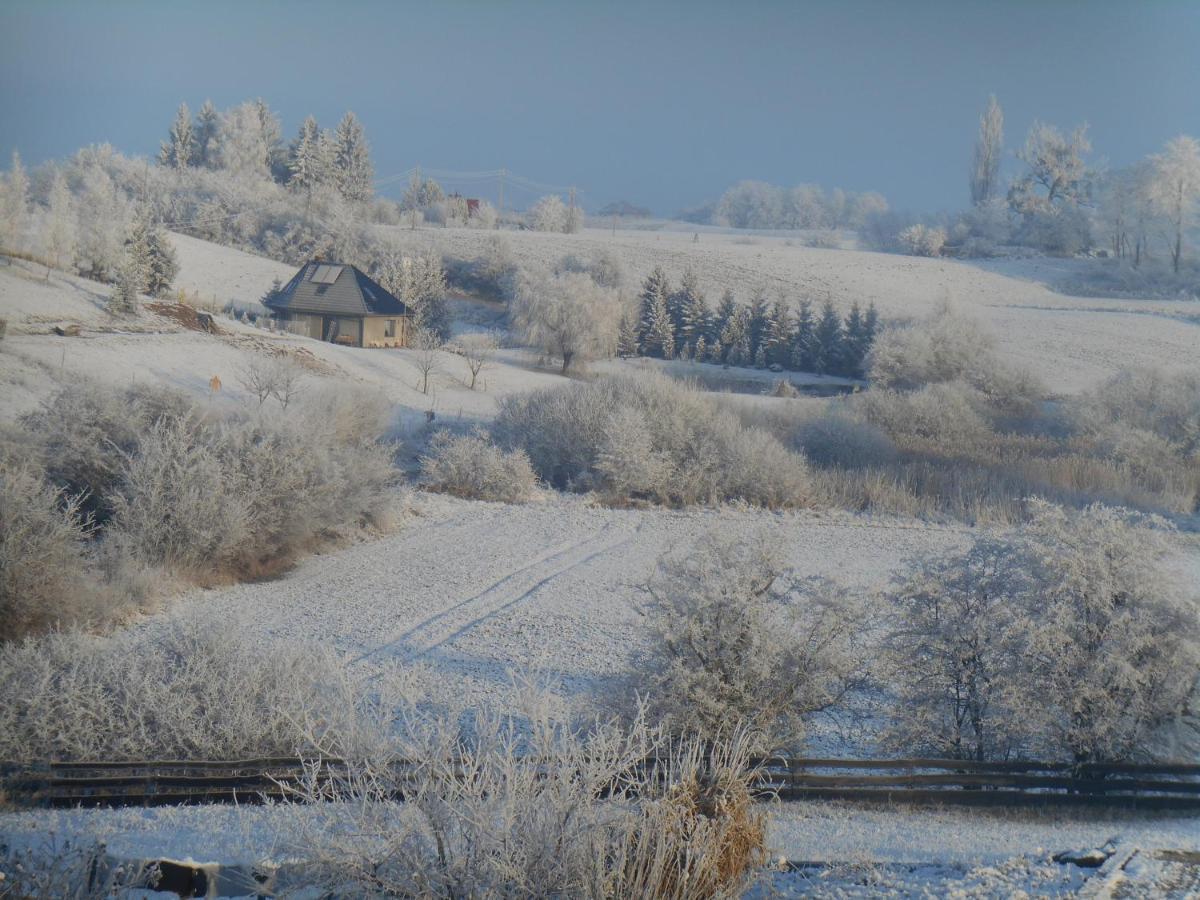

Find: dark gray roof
<box><xmin>266</xmin><ymin>261</ymin><xmax>410</xmax><ymax>317</ymax></box>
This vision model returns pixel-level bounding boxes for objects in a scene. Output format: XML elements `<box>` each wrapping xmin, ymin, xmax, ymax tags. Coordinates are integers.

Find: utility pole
<box><xmin>497</xmin><ymin>168</ymin><xmax>505</xmax><ymax>228</ymax></box>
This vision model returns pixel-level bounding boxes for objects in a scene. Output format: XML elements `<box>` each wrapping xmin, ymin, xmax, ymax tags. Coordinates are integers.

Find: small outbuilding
<box><xmin>265</xmin><ymin>261</ymin><xmax>412</xmax><ymax>348</ymax></box>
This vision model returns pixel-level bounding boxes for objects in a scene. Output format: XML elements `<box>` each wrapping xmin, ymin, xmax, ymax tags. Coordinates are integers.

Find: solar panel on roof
<box><xmin>310</xmin><ymin>265</ymin><xmax>344</xmax><ymax>285</ymax></box>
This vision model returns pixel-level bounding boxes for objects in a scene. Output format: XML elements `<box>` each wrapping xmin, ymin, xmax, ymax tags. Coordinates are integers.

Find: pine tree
<box><xmin>679</xmin><ymin>341</ymin><xmax>693</xmax><ymax>362</ymax></box>
<box><xmin>813</xmin><ymin>300</ymin><xmax>843</xmax><ymax>375</ymax></box>
<box><xmin>193</xmin><ymin>100</ymin><xmax>220</xmax><ymax>168</ymax></box>
<box><xmin>694</xmin><ymin>335</ymin><xmax>708</xmax><ymax>364</ymax></box>
<box><xmin>638</xmin><ymin>267</ymin><xmax>672</xmax><ymax>357</ymax></box>
<box><xmin>864</xmin><ymin>302</ymin><xmax>879</xmax><ymax>343</ymax></box>
<box><xmin>333</xmin><ymin>111</ymin><xmax>373</xmax><ymax>202</ymax></box>
<box><xmin>753</xmin><ymin>345</ymin><xmax>767</xmax><ymax>368</ymax></box>
<box><xmin>108</xmin><ymin>253</ymin><xmax>142</xmax><ymax>314</ymax></box>
<box><xmin>712</xmin><ymin>289</ymin><xmax>737</xmax><ymax>345</ymax></box>
<box><xmin>746</xmin><ymin>289</ymin><xmax>770</xmax><ymax>359</ymax></box>
<box><xmin>840</xmin><ymin>302</ymin><xmax>868</xmax><ymax>377</ymax></box>
<box><xmin>1</xmin><ymin>150</ymin><xmax>30</xmax><ymax>254</ymax></box>
<box><xmin>790</xmin><ymin>299</ymin><xmax>816</xmax><ymax>372</ymax></box>
<box><xmin>144</xmin><ymin>221</ymin><xmax>179</xmax><ymax>296</ymax></box>
<box><xmin>159</xmin><ymin>102</ymin><xmax>194</xmax><ymax>170</ymax></box>
<box><xmin>677</xmin><ymin>269</ymin><xmax>711</xmax><ymax>349</ymax></box>
<box><xmin>255</xmin><ymin>98</ymin><xmax>288</xmax><ymax>183</ymax></box>
<box><xmin>721</xmin><ymin>308</ymin><xmax>751</xmax><ymax>366</ymax></box>
<box><xmin>617</xmin><ymin>311</ymin><xmax>640</xmax><ymax>357</ymax></box>
<box><xmin>764</xmin><ymin>298</ymin><xmax>793</xmax><ymax>367</ymax></box>
<box><xmin>262</xmin><ymin>277</ymin><xmax>283</xmax><ymax>305</ymax></box>
<box><xmin>288</xmin><ymin>116</ymin><xmax>325</xmax><ymax>191</ymax></box>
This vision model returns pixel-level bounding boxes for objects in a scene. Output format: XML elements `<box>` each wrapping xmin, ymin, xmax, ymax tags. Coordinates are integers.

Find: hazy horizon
<box><xmin>3</xmin><ymin>0</ymin><xmax>1198</xmax><ymax>216</ymax></box>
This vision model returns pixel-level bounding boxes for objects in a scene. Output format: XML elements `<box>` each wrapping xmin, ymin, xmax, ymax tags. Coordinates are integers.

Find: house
<box><xmin>265</xmin><ymin>261</ymin><xmax>412</xmax><ymax>348</ymax></box>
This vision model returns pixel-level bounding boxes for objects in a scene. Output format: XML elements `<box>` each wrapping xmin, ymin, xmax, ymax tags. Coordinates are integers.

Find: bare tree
<box><xmin>238</xmin><ymin>356</ymin><xmax>305</xmax><ymax>408</ymax></box>
<box><xmin>411</xmin><ymin>327</ymin><xmax>441</xmax><ymax>394</ymax></box>
<box><xmin>457</xmin><ymin>331</ymin><xmax>498</xmax><ymax>390</ymax></box>
<box><xmin>1148</xmin><ymin>135</ymin><xmax>1200</xmax><ymax>273</ymax></box>
<box><xmin>970</xmin><ymin>95</ymin><xmax>1004</xmax><ymax>206</ymax></box>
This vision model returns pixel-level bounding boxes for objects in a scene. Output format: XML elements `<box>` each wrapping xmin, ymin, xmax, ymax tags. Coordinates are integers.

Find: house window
<box><xmin>384</xmin><ymin>319</ymin><xmax>396</xmax><ymax>338</ymax></box>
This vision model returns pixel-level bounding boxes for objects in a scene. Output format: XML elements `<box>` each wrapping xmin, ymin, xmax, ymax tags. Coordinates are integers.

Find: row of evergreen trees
<box><xmin>621</xmin><ymin>268</ymin><xmax>878</xmax><ymax>377</ymax></box>
<box><xmin>158</xmin><ymin>100</ymin><xmax>373</xmax><ymax>202</ymax></box>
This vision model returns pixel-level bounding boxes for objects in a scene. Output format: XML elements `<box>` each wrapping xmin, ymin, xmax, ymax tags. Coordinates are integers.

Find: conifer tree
<box><xmin>638</xmin><ymin>267</ymin><xmax>672</xmax><ymax>357</ymax></box>
<box><xmin>108</xmin><ymin>253</ymin><xmax>142</xmax><ymax>314</ymax></box>
<box><xmin>333</xmin><ymin>111</ymin><xmax>374</xmax><ymax>202</ymax></box>
<box><xmin>193</xmin><ymin>100</ymin><xmax>220</xmax><ymax>168</ymax></box>
<box><xmin>617</xmin><ymin>310</ymin><xmax>639</xmax><ymax>357</ymax></box>
<box><xmin>764</xmin><ymin>298</ymin><xmax>793</xmax><ymax>367</ymax></box>
<box><xmin>840</xmin><ymin>302</ymin><xmax>869</xmax><ymax>376</ymax></box>
<box><xmin>288</xmin><ymin>116</ymin><xmax>325</xmax><ymax>191</ymax></box>
<box><xmin>790</xmin><ymin>299</ymin><xmax>816</xmax><ymax>372</ymax></box>
<box><xmin>255</xmin><ymin>98</ymin><xmax>288</xmax><ymax>183</ymax></box>
<box><xmin>746</xmin><ymin>289</ymin><xmax>770</xmax><ymax>359</ymax></box>
<box><xmin>159</xmin><ymin>102</ymin><xmax>194</xmax><ymax>170</ymax></box>
<box><xmin>694</xmin><ymin>335</ymin><xmax>708</xmax><ymax>364</ymax></box>
<box><xmin>721</xmin><ymin>308</ymin><xmax>751</xmax><ymax>366</ymax></box>
<box><xmin>813</xmin><ymin>300</ymin><xmax>843</xmax><ymax>375</ymax></box>
<box><xmin>712</xmin><ymin>289</ymin><xmax>737</xmax><ymax>345</ymax></box>
<box><xmin>678</xmin><ymin>269</ymin><xmax>711</xmax><ymax>349</ymax></box>
<box><xmin>753</xmin><ymin>345</ymin><xmax>766</xmax><ymax>368</ymax></box>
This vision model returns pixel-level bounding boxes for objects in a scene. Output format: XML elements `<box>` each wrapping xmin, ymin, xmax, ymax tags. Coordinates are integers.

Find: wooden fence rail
<box><xmin>4</xmin><ymin>757</ymin><xmax>1200</xmax><ymax>810</ymax></box>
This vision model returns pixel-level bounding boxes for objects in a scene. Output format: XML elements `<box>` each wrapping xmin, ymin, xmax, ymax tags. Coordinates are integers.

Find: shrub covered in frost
<box><xmin>419</xmin><ymin>430</ymin><xmax>538</xmax><ymax>503</ymax></box>
<box><xmin>494</xmin><ymin>372</ymin><xmax>813</xmax><ymax>508</ymax></box>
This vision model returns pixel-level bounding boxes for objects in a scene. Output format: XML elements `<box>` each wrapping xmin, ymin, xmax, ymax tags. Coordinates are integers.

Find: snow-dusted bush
<box><xmin>495</xmin><ymin>373</ymin><xmax>814</xmax><ymax>508</ymax></box>
<box><xmin>420</xmin><ymin>430</ymin><xmax>538</xmax><ymax>503</ymax></box>
<box><xmin>859</xmin><ymin>382</ymin><xmax>994</xmax><ymax>449</ymax></box>
<box><xmin>867</xmin><ymin>302</ymin><xmax>1042</xmax><ymax>411</ymax></box>
<box><xmin>289</xmin><ymin>692</ymin><xmax>765</xmax><ymax>898</ymax></box>
<box><xmin>885</xmin><ymin>502</ymin><xmax>1200</xmax><ymax>762</ymax></box>
<box><xmin>526</xmin><ymin>194</ymin><xmax>569</xmax><ymax>232</ymax></box>
<box><xmin>0</xmin><ymin>611</ymin><xmax>402</xmax><ymax>760</ymax></box>
<box><xmin>794</xmin><ymin>408</ymin><xmax>898</xmax><ymax>469</ymax></box>
<box><xmin>634</xmin><ymin>532</ymin><xmax>865</xmax><ymax>749</ymax></box>
<box><xmin>112</xmin><ymin>404</ymin><xmax>397</xmax><ymax>581</ymax></box>
<box><xmin>1077</xmin><ymin>367</ymin><xmax>1200</xmax><ymax>456</ymax></box>
<box><xmin>897</xmin><ymin>223</ymin><xmax>946</xmax><ymax>257</ymax></box>
<box><xmin>0</xmin><ymin>464</ymin><xmax>111</xmax><ymax>640</ymax></box>
<box><xmin>20</xmin><ymin>382</ymin><xmax>193</xmax><ymax>523</ymax></box>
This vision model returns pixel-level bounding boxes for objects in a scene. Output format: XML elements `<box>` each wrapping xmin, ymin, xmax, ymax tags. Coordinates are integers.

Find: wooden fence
<box><xmin>4</xmin><ymin>756</ymin><xmax>1200</xmax><ymax>810</ymax></box>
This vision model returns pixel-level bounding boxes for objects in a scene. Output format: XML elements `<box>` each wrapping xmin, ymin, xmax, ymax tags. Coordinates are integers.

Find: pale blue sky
<box><xmin>2</xmin><ymin>0</ymin><xmax>1197</xmax><ymax>214</ymax></box>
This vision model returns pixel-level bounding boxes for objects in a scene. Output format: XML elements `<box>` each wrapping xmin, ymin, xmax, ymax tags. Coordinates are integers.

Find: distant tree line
<box><xmin>625</xmin><ymin>267</ymin><xmax>877</xmax><ymax>377</ymax></box>
<box><xmin>689</xmin><ymin>181</ymin><xmax>889</xmax><ymax>232</ymax></box>
<box><xmin>159</xmin><ymin>100</ymin><xmax>374</xmax><ymax>203</ymax></box>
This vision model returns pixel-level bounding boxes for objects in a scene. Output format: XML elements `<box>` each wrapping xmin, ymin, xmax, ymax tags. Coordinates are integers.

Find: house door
<box><xmin>323</xmin><ymin>317</ymin><xmax>339</xmax><ymax>343</ymax></box>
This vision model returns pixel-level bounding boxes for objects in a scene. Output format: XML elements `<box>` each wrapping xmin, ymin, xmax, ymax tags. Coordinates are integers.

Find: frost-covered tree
<box><xmin>376</xmin><ymin>249</ymin><xmax>450</xmax><ymax>340</ymax></box>
<box><xmin>674</xmin><ymin>269</ymin><xmax>708</xmax><ymax>348</ymax></box>
<box><xmin>885</xmin><ymin>533</ymin><xmax>1031</xmax><ymax>761</ymax></box>
<box><xmin>333</xmin><ymin>111</ymin><xmax>373</xmax><ymax>203</ymax></box>
<box><xmin>192</xmin><ymin>99</ymin><xmax>220</xmax><ymax>169</ymax></box>
<box><xmin>1097</xmin><ymin>163</ymin><xmax>1155</xmax><ymax>263</ymax></box>
<box><xmin>411</xmin><ymin>327</ymin><xmax>442</xmax><ymax>394</ymax></box>
<box><xmin>616</xmin><ymin>310</ymin><xmax>639</xmax><ymax>358</ymax></box>
<box><xmin>213</xmin><ymin>101</ymin><xmax>272</xmax><ymax>180</ymax></box>
<box><xmin>457</xmin><ymin>331</ymin><xmax>498</xmax><ymax>390</ymax></box>
<box><xmin>159</xmin><ymin>102</ymin><xmax>195</xmax><ymax>170</ymax></box>
<box><xmin>1148</xmin><ymin>135</ymin><xmax>1200</xmax><ymax>273</ymax></box>
<box><xmin>564</xmin><ymin>200</ymin><xmax>583</xmax><ymax>234</ymax></box>
<box><xmin>528</xmin><ymin>194</ymin><xmax>568</xmax><ymax>233</ymax></box>
<box><xmin>131</xmin><ymin>213</ymin><xmax>179</xmax><ymax>296</ymax></box>
<box><xmin>812</xmin><ymin>300</ymin><xmax>842</xmax><ymax>375</ymax></box>
<box><xmin>789</xmin><ymin>299</ymin><xmax>815</xmax><ymax>371</ymax></box>
<box><xmin>287</xmin><ymin>116</ymin><xmax>327</xmax><ymax>191</ymax></box>
<box><xmin>970</xmin><ymin>95</ymin><xmax>1004</xmax><ymax>206</ymax></box>
<box><xmin>638</xmin><ymin>531</ymin><xmax>865</xmax><ymax>748</ymax></box>
<box><xmin>1009</xmin><ymin>121</ymin><xmax>1093</xmax><ymax>252</ymax></box>
<box><xmin>511</xmin><ymin>269</ymin><xmax>620</xmax><ymax>372</ymax></box>
<box><xmin>400</xmin><ymin>168</ymin><xmax>444</xmax><ymax>212</ymax></box>
<box><xmin>1019</xmin><ymin>502</ymin><xmax>1200</xmax><ymax>763</ymax></box>
<box><xmin>764</xmin><ymin>299</ymin><xmax>792</xmax><ymax>368</ymax></box>
<box><xmin>74</xmin><ymin>164</ymin><xmax>126</xmax><ymax>281</ymax></box>
<box><xmin>108</xmin><ymin>250</ymin><xmax>143</xmax><ymax>314</ymax></box>
<box><xmin>0</xmin><ymin>151</ymin><xmax>30</xmax><ymax>255</ymax></box>
<box><xmin>746</xmin><ymin>289</ymin><xmax>770</xmax><ymax>360</ymax></box>
<box><xmin>637</xmin><ymin>267</ymin><xmax>673</xmax><ymax>358</ymax></box>
<box><xmin>720</xmin><ymin>308</ymin><xmax>750</xmax><ymax>367</ymax></box>
<box><xmin>43</xmin><ymin>172</ymin><xmax>77</xmax><ymax>276</ymax></box>
<box><xmin>712</xmin><ymin>289</ymin><xmax>736</xmax><ymax>347</ymax></box>
<box><xmin>254</xmin><ymin>98</ymin><xmax>288</xmax><ymax>183</ymax></box>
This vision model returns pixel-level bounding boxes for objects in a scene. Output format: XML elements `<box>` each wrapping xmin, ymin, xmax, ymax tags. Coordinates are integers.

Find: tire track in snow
<box><xmin>355</xmin><ymin>522</ymin><xmax>638</xmax><ymax>666</ymax></box>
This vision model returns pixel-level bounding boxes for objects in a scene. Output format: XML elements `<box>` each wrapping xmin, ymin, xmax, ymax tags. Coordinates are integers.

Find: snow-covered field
<box><xmin>3</xmin><ymin>230</ymin><xmax>1200</xmax><ymax>895</ymax></box>
<box><xmin>408</xmin><ymin>223</ymin><xmax>1200</xmax><ymax>393</ymax></box>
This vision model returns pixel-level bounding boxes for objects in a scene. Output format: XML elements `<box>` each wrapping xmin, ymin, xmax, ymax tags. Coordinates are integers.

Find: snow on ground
<box><xmin>126</xmin><ymin>491</ymin><xmax>970</xmax><ymax>730</ymax></box>
<box><xmin>409</xmin><ymin>223</ymin><xmax>1200</xmax><ymax>393</ymax></box>
<box><xmin>170</xmin><ymin>230</ymin><xmax>296</xmax><ymax>314</ymax></box>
